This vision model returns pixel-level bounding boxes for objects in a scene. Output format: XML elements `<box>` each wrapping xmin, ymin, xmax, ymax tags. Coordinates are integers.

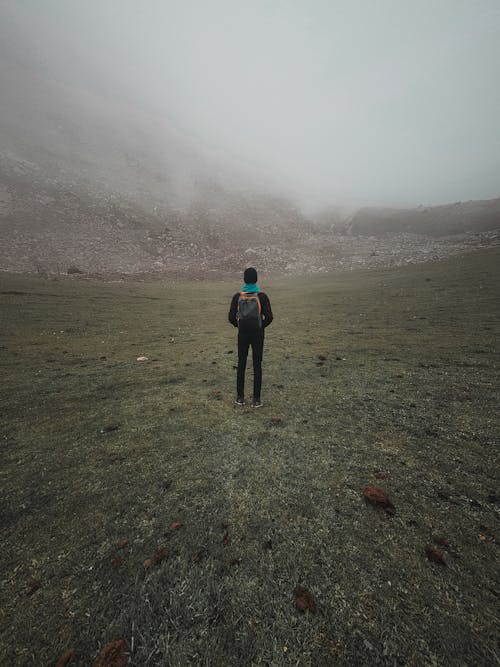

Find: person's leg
<box><xmin>237</xmin><ymin>333</ymin><xmax>250</xmax><ymax>400</ymax></box>
<box><xmin>251</xmin><ymin>333</ymin><xmax>264</xmax><ymax>402</ymax></box>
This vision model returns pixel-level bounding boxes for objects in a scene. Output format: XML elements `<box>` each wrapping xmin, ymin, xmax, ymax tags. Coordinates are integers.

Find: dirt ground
<box><xmin>0</xmin><ymin>249</ymin><xmax>499</xmax><ymax>666</ymax></box>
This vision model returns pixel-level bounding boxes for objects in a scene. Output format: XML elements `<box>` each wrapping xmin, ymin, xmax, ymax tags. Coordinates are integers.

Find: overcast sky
<box><xmin>2</xmin><ymin>0</ymin><xmax>500</xmax><ymax>208</ymax></box>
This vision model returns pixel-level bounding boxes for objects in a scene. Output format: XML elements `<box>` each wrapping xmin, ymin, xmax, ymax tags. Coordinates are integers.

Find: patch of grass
<box><xmin>1</xmin><ymin>249</ymin><xmax>499</xmax><ymax>665</ymax></box>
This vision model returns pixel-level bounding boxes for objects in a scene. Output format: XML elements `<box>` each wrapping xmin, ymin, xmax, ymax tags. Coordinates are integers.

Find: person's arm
<box><xmin>260</xmin><ymin>293</ymin><xmax>273</xmax><ymax>328</ymax></box>
<box><xmin>228</xmin><ymin>293</ymin><xmax>239</xmax><ymax>327</ymax></box>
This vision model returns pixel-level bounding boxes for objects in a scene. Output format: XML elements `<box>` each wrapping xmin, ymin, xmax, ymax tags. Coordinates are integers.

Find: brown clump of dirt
<box><xmin>55</xmin><ymin>648</ymin><xmax>75</xmax><ymax>667</ymax></box>
<box><xmin>93</xmin><ymin>638</ymin><xmax>128</xmax><ymax>667</ymax></box>
<box><xmin>425</xmin><ymin>545</ymin><xmax>447</xmax><ymax>565</ymax></box>
<box><xmin>153</xmin><ymin>547</ymin><xmax>169</xmax><ymax>564</ymax></box>
<box><xmin>294</xmin><ymin>586</ymin><xmax>317</xmax><ymax>613</ymax></box>
<box><xmin>362</xmin><ymin>485</ymin><xmax>395</xmax><ymax>514</ymax></box>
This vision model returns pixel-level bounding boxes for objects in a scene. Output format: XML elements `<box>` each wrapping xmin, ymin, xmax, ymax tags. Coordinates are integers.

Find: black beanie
<box><xmin>244</xmin><ymin>267</ymin><xmax>258</xmax><ymax>284</ymax></box>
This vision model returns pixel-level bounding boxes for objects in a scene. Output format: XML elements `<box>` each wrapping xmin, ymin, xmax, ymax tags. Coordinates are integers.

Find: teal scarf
<box><xmin>241</xmin><ymin>283</ymin><xmax>260</xmax><ymax>293</ymax></box>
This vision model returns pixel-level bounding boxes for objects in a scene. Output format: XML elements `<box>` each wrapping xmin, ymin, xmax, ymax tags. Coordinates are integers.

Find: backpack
<box><xmin>237</xmin><ymin>292</ymin><xmax>262</xmax><ymax>331</ymax></box>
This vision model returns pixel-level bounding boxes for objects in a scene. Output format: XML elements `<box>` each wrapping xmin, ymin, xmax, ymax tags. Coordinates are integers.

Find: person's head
<box><xmin>244</xmin><ymin>267</ymin><xmax>258</xmax><ymax>284</ymax></box>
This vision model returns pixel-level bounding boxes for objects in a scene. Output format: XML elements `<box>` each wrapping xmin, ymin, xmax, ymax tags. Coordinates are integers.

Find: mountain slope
<box><xmin>346</xmin><ymin>199</ymin><xmax>500</xmax><ymax>236</ymax></box>
<box><xmin>0</xmin><ymin>56</ymin><xmax>312</xmax><ymax>274</ymax></box>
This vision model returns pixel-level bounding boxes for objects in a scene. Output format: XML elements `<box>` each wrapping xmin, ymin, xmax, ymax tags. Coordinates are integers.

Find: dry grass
<box><xmin>1</xmin><ymin>249</ymin><xmax>499</xmax><ymax>666</ymax></box>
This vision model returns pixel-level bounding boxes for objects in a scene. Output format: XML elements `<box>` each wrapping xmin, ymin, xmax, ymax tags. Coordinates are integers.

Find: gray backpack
<box><xmin>237</xmin><ymin>292</ymin><xmax>262</xmax><ymax>331</ymax></box>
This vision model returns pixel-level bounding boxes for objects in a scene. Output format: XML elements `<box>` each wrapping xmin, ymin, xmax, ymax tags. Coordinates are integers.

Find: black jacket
<box><xmin>228</xmin><ymin>291</ymin><xmax>273</xmax><ymax>329</ymax></box>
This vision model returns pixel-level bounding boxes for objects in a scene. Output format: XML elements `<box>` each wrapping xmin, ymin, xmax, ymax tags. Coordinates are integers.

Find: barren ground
<box><xmin>0</xmin><ymin>249</ymin><xmax>499</xmax><ymax>665</ymax></box>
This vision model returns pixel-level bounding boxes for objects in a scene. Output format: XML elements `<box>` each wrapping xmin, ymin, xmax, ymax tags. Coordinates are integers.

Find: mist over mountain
<box><xmin>1</xmin><ymin>1</ymin><xmax>500</xmax><ymax>275</ymax></box>
<box><xmin>0</xmin><ymin>45</ymin><xmax>312</xmax><ymax>274</ymax></box>
<box><xmin>1</xmin><ymin>52</ymin><xmax>499</xmax><ymax>278</ymax></box>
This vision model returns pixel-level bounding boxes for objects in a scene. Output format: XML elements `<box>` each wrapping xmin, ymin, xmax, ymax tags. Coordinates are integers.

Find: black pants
<box><xmin>237</xmin><ymin>330</ymin><xmax>264</xmax><ymax>400</ymax></box>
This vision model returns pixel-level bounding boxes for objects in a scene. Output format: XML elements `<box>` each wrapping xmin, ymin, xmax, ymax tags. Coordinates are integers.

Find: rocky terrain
<box><xmin>1</xmin><ymin>150</ymin><xmax>499</xmax><ymax>278</ymax></box>
<box><xmin>1</xmin><ymin>51</ymin><xmax>499</xmax><ymax>278</ymax></box>
<box><xmin>0</xmin><ymin>148</ymin><xmax>313</xmax><ymax>276</ymax></box>
<box><xmin>345</xmin><ymin>198</ymin><xmax>500</xmax><ymax>237</ymax></box>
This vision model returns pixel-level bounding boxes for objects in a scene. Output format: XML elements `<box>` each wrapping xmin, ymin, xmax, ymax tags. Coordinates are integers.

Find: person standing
<box><xmin>228</xmin><ymin>267</ymin><xmax>273</xmax><ymax>407</ymax></box>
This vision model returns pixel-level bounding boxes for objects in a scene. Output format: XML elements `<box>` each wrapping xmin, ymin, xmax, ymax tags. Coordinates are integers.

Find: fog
<box><xmin>2</xmin><ymin>0</ymin><xmax>500</xmax><ymax>210</ymax></box>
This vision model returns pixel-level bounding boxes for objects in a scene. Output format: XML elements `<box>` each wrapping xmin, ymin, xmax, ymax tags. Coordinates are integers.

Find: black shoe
<box><xmin>235</xmin><ymin>396</ymin><xmax>245</xmax><ymax>406</ymax></box>
<box><xmin>251</xmin><ymin>399</ymin><xmax>263</xmax><ymax>408</ymax></box>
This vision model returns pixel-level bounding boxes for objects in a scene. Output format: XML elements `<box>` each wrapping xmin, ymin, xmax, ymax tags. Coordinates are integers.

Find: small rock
<box><xmin>27</xmin><ymin>578</ymin><xmax>42</xmax><ymax>595</ymax></box>
<box><xmin>170</xmin><ymin>521</ymin><xmax>183</xmax><ymax>530</ymax></box>
<box><xmin>67</xmin><ymin>265</ymin><xmax>83</xmax><ymax>275</ymax></box>
<box><xmin>100</xmin><ymin>424</ymin><xmax>120</xmax><ymax>434</ymax></box>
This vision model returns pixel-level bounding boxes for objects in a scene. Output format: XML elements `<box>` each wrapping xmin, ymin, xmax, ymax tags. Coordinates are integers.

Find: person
<box><xmin>228</xmin><ymin>267</ymin><xmax>273</xmax><ymax>407</ymax></box>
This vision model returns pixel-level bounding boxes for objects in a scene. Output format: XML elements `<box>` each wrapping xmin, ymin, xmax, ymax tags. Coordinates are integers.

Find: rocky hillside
<box><xmin>2</xmin><ymin>134</ymin><xmax>500</xmax><ymax>277</ymax></box>
<box><xmin>1</xmin><ymin>53</ymin><xmax>499</xmax><ymax>276</ymax></box>
<box><xmin>0</xmin><ymin>55</ymin><xmax>313</xmax><ymax>275</ymax></box>
<box><xmin>0</xmin><ymin>149</ymin><xmax>314</xmax><ymax>275</ymax></box>
<box><xmin>345</xmin><ymin>199</ymin><xmax>500</xmax><ymax>237</ymax></box>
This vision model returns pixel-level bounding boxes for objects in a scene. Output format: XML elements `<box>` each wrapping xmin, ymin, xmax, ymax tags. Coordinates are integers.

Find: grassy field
<box><xmin>1</xmin><ymin>249</ymin><xmax>499</xmax><ymax>666</ymax></box>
